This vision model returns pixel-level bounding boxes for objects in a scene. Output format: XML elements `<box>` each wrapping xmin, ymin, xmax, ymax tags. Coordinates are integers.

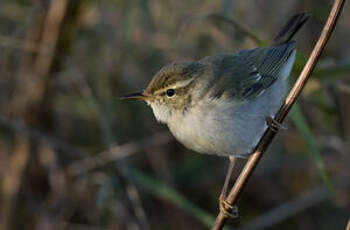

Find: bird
<box><xmin>121</xmin><ymin>13</ymin><xmax>310</xmax><ymax>217</ymax></box>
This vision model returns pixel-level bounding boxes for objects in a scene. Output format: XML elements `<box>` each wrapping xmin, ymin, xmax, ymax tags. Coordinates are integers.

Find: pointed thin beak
<box><xmin>120</xmin><ymin>92</ymin><xmax>150</xmax><ymax>101</ymax></box>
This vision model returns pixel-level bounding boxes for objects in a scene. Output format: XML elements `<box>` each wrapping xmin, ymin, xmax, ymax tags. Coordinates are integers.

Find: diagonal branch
<box><xmin>211</xmin><ymin>0</ymin><xmax>346</xmax><ymax>229</ymax></box>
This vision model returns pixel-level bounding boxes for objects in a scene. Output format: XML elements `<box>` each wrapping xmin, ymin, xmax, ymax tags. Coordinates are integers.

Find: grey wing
<box><xmin>208</xmin><ymin>41</ymin><xmax>296</xmax><ymax>101</ymax></box>
<box><xmin>240</xmin><ymin>41</ymin><xmax>296</xmax><ymax>79</ymax></box>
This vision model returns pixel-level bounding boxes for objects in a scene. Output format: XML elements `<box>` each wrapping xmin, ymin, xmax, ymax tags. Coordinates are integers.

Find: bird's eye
<box><xmin>166</xmin><ymin>89</ymin><xmax>175</xmax><ymax>97</ymax></box>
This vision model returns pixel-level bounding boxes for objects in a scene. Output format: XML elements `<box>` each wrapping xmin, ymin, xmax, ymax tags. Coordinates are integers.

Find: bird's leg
<box><xmin>266</xmin><ymin>116</ymin><xmax>287</xmax><ymax>132</ymax></box>
<box><xmin>219</xmin><ymin>156</ymin><xmax>239</xmax><ymax>218</ymax></box>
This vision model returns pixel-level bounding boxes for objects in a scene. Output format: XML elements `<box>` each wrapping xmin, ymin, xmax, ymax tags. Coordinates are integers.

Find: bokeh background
<box><xmin>0</xmin><ymin>0</ymin><xmax>349</xmax><ymax>229</ymax></box>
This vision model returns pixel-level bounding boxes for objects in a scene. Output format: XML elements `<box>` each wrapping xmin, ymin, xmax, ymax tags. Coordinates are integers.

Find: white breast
<box><xmin>158</xmin><ymin>50</ymin><xmax>296</xmax><ymax>158</ymax></box>
<box><xmin>166</xmin><ymin>51</ymin><xmax>295</xmax><ymax>158</ymax></box>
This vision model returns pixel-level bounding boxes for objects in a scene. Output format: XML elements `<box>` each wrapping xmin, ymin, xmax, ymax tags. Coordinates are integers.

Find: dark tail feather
<box><xmin>273</xmin><ymin>12</ymin><xmax>311</xmax><ymax>45</ymax></box>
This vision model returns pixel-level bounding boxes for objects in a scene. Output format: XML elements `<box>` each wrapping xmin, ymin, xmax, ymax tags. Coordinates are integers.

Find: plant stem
<box><xmin>211</xmin><ymin>0</ymin><xmax>346</xmax><ymax>229</ymax></box>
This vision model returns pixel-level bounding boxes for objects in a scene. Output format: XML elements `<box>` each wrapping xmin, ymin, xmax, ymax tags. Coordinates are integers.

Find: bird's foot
<box><xmin>219</xmin><ymin>194</ymin><xmax>239</xmax><ymax>218</ymax></box>
<box><xmin>266</xmin><ymin>116</ymin><xmax>287</xmax><ymax>132</ymax></box>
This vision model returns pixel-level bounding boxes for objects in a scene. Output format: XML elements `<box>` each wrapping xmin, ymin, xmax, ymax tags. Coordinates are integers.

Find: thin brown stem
<box><xmin>211</xmin><ymin>0</ymin><xmax>346</xmax><ymax>229</ymax></box>
<box><xmin>0</xmin><ymin>1</ymin><xmax>69</xmax><ymax>229</ymax></box>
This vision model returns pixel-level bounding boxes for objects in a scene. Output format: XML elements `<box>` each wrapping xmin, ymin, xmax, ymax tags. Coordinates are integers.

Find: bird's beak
<box><xmin>120</xmin><ymin>92</ymin><xmax>150</xmax><ymax>101</ymax></box>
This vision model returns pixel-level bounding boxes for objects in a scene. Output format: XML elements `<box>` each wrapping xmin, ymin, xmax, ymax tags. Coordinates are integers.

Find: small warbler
<box><xmin>122</xmin><ymin>13</ymin><xmax>310</xmax><ymax>217</ymax></box>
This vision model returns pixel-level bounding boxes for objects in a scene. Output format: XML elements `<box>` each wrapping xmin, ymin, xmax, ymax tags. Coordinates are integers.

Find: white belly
<box><xmin>167</xmin><ymin>77</ymin><xmax>287</xmax><ymax>158</ymax></box>
<box><xmin>166</xmin><ymin>50</ymin><xmax>295</xmax><ymax>158</ymax></box>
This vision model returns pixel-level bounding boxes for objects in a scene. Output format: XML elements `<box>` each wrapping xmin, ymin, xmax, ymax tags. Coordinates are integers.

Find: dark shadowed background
<box><xmin>0</xmin><ymin>0</ymin><xmax>349</xmax><ymax>229</ymax></box>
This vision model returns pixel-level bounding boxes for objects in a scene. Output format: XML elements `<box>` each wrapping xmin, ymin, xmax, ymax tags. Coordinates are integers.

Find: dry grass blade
<box><xmin>0</xmin><ymin>1</ymin><xmax>69</xmax><ymax>229</ymax></box>
<box><xmin>237</xmin><ymin>177</ymin><xmax>349</xmax><ymax>230</ymax></box>
<box><xmin>67</xmin><ymin>131</ymin><xmax>172</xmax><ymax>176</ymax></box>
<box><xmin>206</xmin><ymin>14</ymin><xmax>265</xmax><ymax>46</ymax></box>
<box><xmin>238</xmin><ymin>186</ymin><xmax>328</xmax><ymax>230</ymax></box>
<box><xmin>0</xmin><ymin>34</ymin><xmax>52</xmax><ymax>54</ymax></box>
<box><xmin>211</xmin><ymin>0</ymin><xmax>346</xmax><ymax>229</ymax></box>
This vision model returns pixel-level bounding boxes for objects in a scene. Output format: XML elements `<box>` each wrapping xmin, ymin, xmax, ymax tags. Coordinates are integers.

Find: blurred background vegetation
<box><xmin>0</xmin><ymin>0</ymin><xmax>349</xmax><ymax>229</ymax></box>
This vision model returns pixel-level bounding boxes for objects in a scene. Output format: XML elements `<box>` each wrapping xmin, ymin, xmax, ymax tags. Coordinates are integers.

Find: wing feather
<box><xmin>203</xmin><ymin>41</ymin><xmax>296</xmax><ymax>101</ymax></box>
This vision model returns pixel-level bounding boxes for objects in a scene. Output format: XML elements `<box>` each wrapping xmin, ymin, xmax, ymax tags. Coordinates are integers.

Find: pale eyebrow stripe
<box><xmin>153</xmin><ymin>78</ymin><xmax>194</xmax><ymax>95</ymax></box>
